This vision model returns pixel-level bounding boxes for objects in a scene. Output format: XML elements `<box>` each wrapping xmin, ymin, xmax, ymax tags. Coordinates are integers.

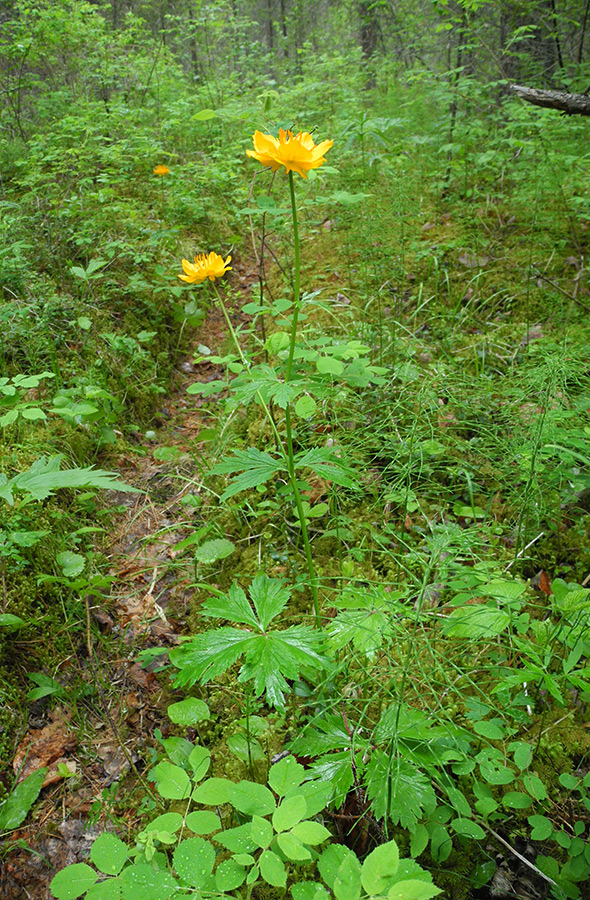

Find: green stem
<box><xmin>285</xmin><ymin>171</ymin><xmax>320</xmax><ymax>626</ymax></box>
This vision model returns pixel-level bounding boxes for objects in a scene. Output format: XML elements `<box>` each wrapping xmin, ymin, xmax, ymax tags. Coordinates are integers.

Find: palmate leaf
<box><xmin>170</xmin><ymin>576</ymin><xmax>327</xmax><ymax>709</ymax></box>
<box><xmin>295</xmin><ymin>447</ymin><xmax>358</xmax><ymax>488</ymax></box>
<box><xmin>0</xmin><ymin>455</ymin><xmax>139</xmax><ymax>506</ymax></box>
<box><xmin>211</xmin><ymin>448</ymin><xmax>286</xmax><ymax>501</ymax></box>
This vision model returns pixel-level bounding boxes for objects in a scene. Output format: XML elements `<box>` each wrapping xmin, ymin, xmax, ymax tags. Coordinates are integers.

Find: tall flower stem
<box><xmin>212</xmin><ymin>277</ymin><xmax>320</xmax><ymax>625</ymax></box>
<box><xmin>285</xmin><ymin>171</ymin><xmax>320</xmax><ymax>626</ymax></box>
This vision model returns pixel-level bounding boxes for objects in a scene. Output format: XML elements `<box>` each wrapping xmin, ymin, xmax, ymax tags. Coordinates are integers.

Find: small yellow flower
<box><xmin>247</xmin><ymin>129</ymin><xmax>333</xmax><ymax>178</ymax></box>
<box><xmin>178</xmin><ymin>252</ymin><xmax>232</xmax><ymax>284</ymax></box>
<box><xmin>153</xmin><ymin>164</ymin><xmax>170</xmax><ymax>176</ymax></box>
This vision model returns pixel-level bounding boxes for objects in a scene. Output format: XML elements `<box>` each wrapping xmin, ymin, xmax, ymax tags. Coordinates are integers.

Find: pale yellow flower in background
<box><xmin>247</xmin><ymin>129</ymin><xmax>333</xmax><ymax>178</ymax></box>
<box><xmin>153</xmin><ymin>164</ymin><xmax>170</xmax><ymax>176</ymax></box>
<box><xmin>178</xmin><ymin>252</ymin><xmax>232</xmax><ymax>284</ymax></box>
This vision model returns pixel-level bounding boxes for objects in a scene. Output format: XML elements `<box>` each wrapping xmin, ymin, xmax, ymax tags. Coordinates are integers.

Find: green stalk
<box><xmin>212</xmin><ymin>277</ymin><xmax>320</xmax><ymax>625</ymax></box>
<box><xmin>285</xmin><ymin>171</ymin><xmax>320</xmax><ymax>625</ymax></box>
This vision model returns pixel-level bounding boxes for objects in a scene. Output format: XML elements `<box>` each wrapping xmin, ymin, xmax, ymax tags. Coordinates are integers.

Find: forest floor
<box><xmin>0</xmin><ymin>261</ymin><xmax>261</xmax><ymax>900</ymax></box>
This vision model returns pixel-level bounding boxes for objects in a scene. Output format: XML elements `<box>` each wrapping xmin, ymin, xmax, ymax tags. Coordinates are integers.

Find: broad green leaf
<box><xmin>188</xmin><ymin>745</ymin><xmax>211</xmax><ymax>781</ymax></box>
<box><xmin>361</xmin><ymin>840</ymin><xmax>400</xmax><ymax>895</ymax></box>
<box><xmin>191</xmin><ymin>777</ymin><xmax>233</xmax><ymax>805</ymax></box>
<box><xmin>193</xmin><ymin>538</ymin><xmax>235</xmax><ymax>565</ymax></box>
<box><xmin>0</xmin><ymin>613</ymin><xmax>27</xmax><ymax>630</ymax></box>
<box><xmin>291</xmin><ymin>883</ymin><xmax>330</xmax><ymax>900</ymax></box>
<box><xmin>410</xmin><ymin>825</ymin><xmax>429</xmax><ymax>858</ymax></box>
<box><xmin>473</xmin><ymin>720</ymin><xmax>504</xmax><ymax>740</ymax></box>
<box><xmin>227</xmin><ymin>733</ymin><xmax>265</xmax><ymax>761</ymax></box>
<box><xmin>251</xmin><ymin>814</ymin><xmax>274</xmax><ymax>849</ymax></box>
<box><xmin>269</xmin><ymin>755</ymin><xmax>305</xmax><ymax>795</ymax></box>
<box><xmin>85</xmin><ymin>881</ymin><xmax>121</xmax><ymax>900</ymax></box>
<box><xmin>192</xmin><ymin>108</ymin><xmax>217</xmax><ymax>120</ymax></box>
<box><xmin>149</xmin><ymin>761</ymin><xmax>191</xmax><ymax>799</ymax></box>
<box><xmin>334</xmin><ymin>850</ymin><xmax>362</xmax><ymax>900</ymax></box>
<box><xmin>316</xmin><ymin>357</ymin><xmax>344</xmax><ymax>376</ymax></box>
<box><xmin>50</xmin><ymin>864</ymin><xmax>97</xmax><ymax>900</ymax></box>
<box><xmin>260</xmin><ymin>849</ymin><xmax>287</xmax><ymax>887</ymax></box>
<box><xmin>388</xmin><ymin>881</ymin><xmax>442</xmax><ymax>900</ymax></box>
<box><xmin>214</xmin><ymin>823</ymin><xmax>257</xmax><ymax>853</ymax></box>
<box><xmin>167</xmin><ymin>697</ymin><xmax>210</xmax><ymax>726</ymax></box>
<box><xmin>77</xmin><ymin>316</ymin><xmax>92</xmax><ymax>330</ymax></box>
<box><xmin>215</xmin><ymin>859</ymin><xmax>246</xmax><ymax>891</ymax></box>
<box><xmin>295</xmin><ymin>395</ymin><xmax>317</xmax><ymax>418</ymax></box>
<box><xmin>512</xmin><ymin>742</ymin><xmax>533</xmax><ymax>770</ymax></box>
<box><xmin>119</xmin><ymin>863</ymin><xmax>177</xmax><ymax>900</ymax></box>
<box><xmin>276</xmin><ymin>831</ymin><xmax>312</xmax><ymax>861</ymax></box>
<box><xmin>502</xmin><ymin>791</ymin><xmax>532</xmax><ymax>809</ymax></box>
<box><xmin>173</xmin><ymin>837</ymin><xmax>215</xmax><ymax>887</ymax></box>
<box><xmin>230</xmin><ymin>781</ymin><xmax>276</xmax><ymax>816</ymax></box>
<box><xmin>91</xmin><ymin>832</ymin><xmax>128</xmax><ymax>875</ymax></box>
<box><xmin>56</xmin><ymin>551</ymin><xmax>86</xmax><ymax>578</ymax></box>
<box><xmin>451</xmin><ymin>818</ymin><xmax>485</xmax><ymax>839</ymax></box>
<box><xmin>272</xmin><ymin>794</ymin><xmax>307</xmax><ymax>832</ymax></box>
<box><xmin>145</xmin><ymin>813</ymin><xmax>183</xmax><ymax>834</ymax></box>
<box><xmin>528</xmin><ymin>814</ymin><xmax>553</xmax><ymax>840</ymax></box>
<box><xmin>291</xmin><ymin>820</ymin><xmax>331</xmax><ymax>845</ymax></box>
<box><xmin>0</xmin><ymin>767</ymin><xmax>47</xmax><ymax>830</ymax></box>
<box><xmin>21</xmin><ymin>407</ymin><xmax>46</xmax><ymax>421</ymax></box>
<box><xmin>185</xmin><ymin>810</ymin><xmax>221</xmax><ymax>834</ymax></box>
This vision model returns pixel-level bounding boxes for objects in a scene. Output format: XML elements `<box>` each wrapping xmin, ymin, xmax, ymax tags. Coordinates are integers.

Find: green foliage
<box><xmin>50</xmin><ymin>705</ymin><xmax>439</xmax><ymax>900</ymax></box>
<box><xmin>170</xmin><ymin>575</ymin><xmax>328</xmax><ymax>709</ymax></box>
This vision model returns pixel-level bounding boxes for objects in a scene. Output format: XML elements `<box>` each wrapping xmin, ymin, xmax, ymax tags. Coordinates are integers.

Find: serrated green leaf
<box><xmin>119</xmin><ymin>862</ymin><xmax>177</xmax><ymax>899</ymax></box>
<box><xmin>191</xmin><ymin>777</ymin><xmax>233</xmax><ymax>805</ymax></box>
<box><xmin>251</xmin><ymin>814</ymin><xmax>274</xmax><ymax>849</ymax></box>
<box><xmin>361</xmin><ymin>840</ymin><xmax>400</xmax><ymax>895</ymax></box>
<box><xmin>291</xmin><ymin>820</ymin><xmax>331</xmax><ymax>845</ymax></box>
<box><xmin>272</xmin><ymin>794</ymin><xmax>307</xmax><ymax>832</ymax></box>
<box><xmin>269</xmin><ymin>755</ymin><xmax>305</xmax><ymax>795</ymax></box>
<box><xmin>56</xmin><ymin>551</ymin><xmax>86</xmax><ymax>578</ymax></box>
<box><xmin>212</xmin><ymin>448</ymin><xmax>285</xmax><ymax>501</ymax></box>
<box><xmin>173</xmin><ymin>837</ymin><xmax>215</xmax><ymax>887</ymax></box>
<box><xmin>277</xmin><ymin>831</ymin><xmax>312</xmax><ymax>861</ymax></box>
<box><xmin>260</xmin><ymin>849</ymin><xmax>287</xmax><ymax>887</ymax></box>
<box><xmin>193</xmin><ymin>538</ymin><xmax>235</xmax><ymax>565</ymax></box>
<box><xmin>215</xmin><ymin>858</ymin><xmax>246</xmax><ymax>891</ymax></box>
<box><xmin>442</xmin><ymin>605</ymin><xmax>510</xmax><ymax>639</ymax></box>
<box><xmin>230</xmin><ymin>781</ymin><xmax>276</xmax><ymax>816</ymax></box>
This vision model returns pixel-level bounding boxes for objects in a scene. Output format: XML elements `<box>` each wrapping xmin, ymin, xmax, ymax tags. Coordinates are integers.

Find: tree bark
<box><xmin>509</xmin><ymin>83</ymin><xmax>590</xmax><ymax>115</ymax></box>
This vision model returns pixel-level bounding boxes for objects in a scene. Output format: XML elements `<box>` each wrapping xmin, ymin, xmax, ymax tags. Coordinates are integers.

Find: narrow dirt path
<box><xmin>1</xmin><ymin>262</ymin><xmax>257</xmax><ymax>899</ymax></box>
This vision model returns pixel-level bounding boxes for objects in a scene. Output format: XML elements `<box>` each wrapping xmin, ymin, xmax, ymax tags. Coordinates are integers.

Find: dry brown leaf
<box><xmin>13</xmin><ymin>711</ymin><xmax>76</xmax><ymax>786</ymax></box>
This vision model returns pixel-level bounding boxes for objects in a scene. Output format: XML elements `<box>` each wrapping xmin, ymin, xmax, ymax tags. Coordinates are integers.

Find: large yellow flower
<box><xmin>178</xmin><ymin>252</ymin><xmax>232</xmax><ymax>284</ymax></box>
<box><xmin>153</xmin><ymin>164</ymin><xmax>170</xmax><ymax>176</ymax></box>
<box><xmin>247</xmin><ymin>129</ymin><xmax>333</xmax><ymax>178</ymax></box>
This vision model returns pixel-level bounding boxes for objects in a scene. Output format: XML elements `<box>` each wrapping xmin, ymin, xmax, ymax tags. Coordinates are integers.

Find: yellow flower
<box><xmin>153</xmin><ymin>164</ymin><xmax>170</xmax><ymax>176</ymax></box>
<box><xmin>247</xmin><ymin>129</ymin><xmax>333</xmax><ymax>178</ymax></box>
<box><xmin>178</xmin><ymin>252</ymin><xmax>232</xmax><ymax>284</ymax></box>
